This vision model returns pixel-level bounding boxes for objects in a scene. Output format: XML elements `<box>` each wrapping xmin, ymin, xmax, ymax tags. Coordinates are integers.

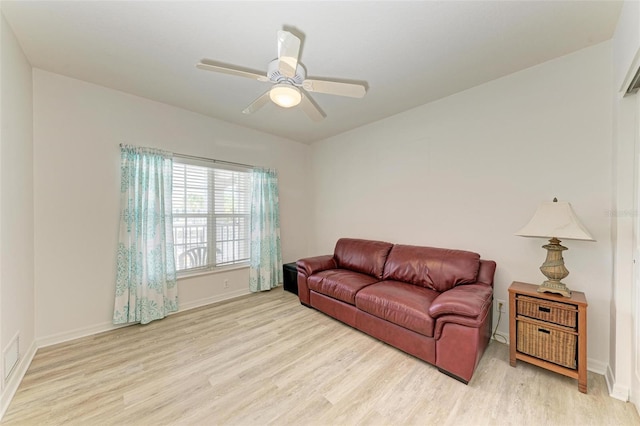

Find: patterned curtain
<box><xmin>113</xmin><ymin>145</ymin><xmax>178</xmax><ymax>325</ymax></box>
<box><xmin>249</xmin><ymin>168</ymin><xmax>283</xmax><ymax>292</ymax></box>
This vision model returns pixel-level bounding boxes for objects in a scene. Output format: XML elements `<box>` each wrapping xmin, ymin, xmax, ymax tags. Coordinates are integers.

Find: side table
<box><xmin>283</xmin><ymin>262</ymin><xmax>298</xmax><ymax>295</ymax></box>
<box><xmin>509</xmin><ymin>281</ymin><xmax>588</xmax><ymax>393</ymax></box>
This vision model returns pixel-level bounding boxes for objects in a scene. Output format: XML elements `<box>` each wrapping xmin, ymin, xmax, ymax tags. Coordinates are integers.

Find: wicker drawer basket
<box><xmin>516</xmin><ymin>295</ymin><xmax>577</xmax><ymax>328</ymax></box>
<box><xmin>516</xmin><ymin>321</ymin><xmax>577</xmax><ymax>369</ymax></box>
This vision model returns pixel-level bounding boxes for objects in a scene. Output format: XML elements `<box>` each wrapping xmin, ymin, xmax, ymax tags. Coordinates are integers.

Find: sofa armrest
<box><xmin>297</xmin><ymin>255</ymin><xmax>337</xmax><ymax>276</ymax></box>
<box><xmin>428</xmin><ymin>283</ymin><xmax>493</xmax><ymax>319</ymax></box>
<box><xmin>477</xmin><ymin>260</ymin><xmax>497</xmax><ymax>286</ymax></box>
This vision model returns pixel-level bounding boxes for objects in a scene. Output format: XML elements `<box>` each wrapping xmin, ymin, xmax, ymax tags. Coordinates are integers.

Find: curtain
<box><xmin>249</xmin><ymin>168</ymin><xmax>283</xmax><ymax>292</ymax></box>
<box><xmin>113</xmin><ymin>145</ymin><xmax>178</xmax><ymax>325</ymax></box>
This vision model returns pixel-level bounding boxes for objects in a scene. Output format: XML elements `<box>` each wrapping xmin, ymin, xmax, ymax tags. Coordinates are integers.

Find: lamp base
<box><xmin>537</xmin><ymin>280</ymin><xmax>571</xmax><ymax>297</ymax></box>
<box><xmin>538</xmin><ymin>237</ymin><xmax>572</xmax><ymax>298</ymax></box>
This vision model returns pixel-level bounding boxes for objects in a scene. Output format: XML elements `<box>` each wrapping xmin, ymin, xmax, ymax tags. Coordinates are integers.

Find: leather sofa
<box><xmin>297</xmin><ymin>238</ymin><xmax>496</xmax><ymax>383</ymax></box>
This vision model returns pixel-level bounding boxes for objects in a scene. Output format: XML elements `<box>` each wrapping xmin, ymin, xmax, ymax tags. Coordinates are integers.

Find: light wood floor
<box><xmin>2</xmin><ymin>287</ymin><xmax>639</xmax><ymax>426</ymax></box>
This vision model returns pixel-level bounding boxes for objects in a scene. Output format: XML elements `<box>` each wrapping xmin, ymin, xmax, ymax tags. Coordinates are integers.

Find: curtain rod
<box><xmin>173</xmin><ymin>152</ymin><xmax>255</xmax><ymax>169</ymax></box>
<box><xmin>119</xmin><ymin>144</ymin><xmax>255</xmax><ymax>169</ymax></box>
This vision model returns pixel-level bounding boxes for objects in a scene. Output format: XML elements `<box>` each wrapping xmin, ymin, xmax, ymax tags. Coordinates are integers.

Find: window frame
<box><xmin>172</xmin><ymin>157</ymin><xmax>251</xmax><ymax>275</ymax></box>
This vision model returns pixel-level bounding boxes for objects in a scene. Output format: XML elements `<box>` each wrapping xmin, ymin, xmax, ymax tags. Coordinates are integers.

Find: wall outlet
<box><xmin>496</xmin><ymin>299</ymin><xmax>507</xmax><ymax>313</ymax></box>
<box><xmin>224</xmin><ymin>279</ymin><xmax>229</xmax><ymax>289</ymax></box>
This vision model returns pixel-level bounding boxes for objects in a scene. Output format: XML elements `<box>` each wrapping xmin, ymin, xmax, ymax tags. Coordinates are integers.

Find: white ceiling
<box><xmin>1</xmin><ymin>1</ymin><xmax>622</xmax><ymax>144</ymax></box>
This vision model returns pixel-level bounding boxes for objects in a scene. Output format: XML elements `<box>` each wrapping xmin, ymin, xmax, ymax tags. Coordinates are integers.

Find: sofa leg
<box><xmin>437</xmin><ymin>368</ymin><xmax>469</xmax><ymax>385</ymax></box>
<box><xmin>300</xmin><ymin>302</ymin><xmax>313</xmax><ymax>309</ymax></box>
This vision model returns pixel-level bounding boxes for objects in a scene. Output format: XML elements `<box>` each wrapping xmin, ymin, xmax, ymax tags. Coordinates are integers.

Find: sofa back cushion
<box><xmin>383</xmin><ymin>245</ymin><xmax>480</xmax><ymax>292</ymax></box>
<box><xmin>334</xmin><ymin>238</ymin><xmax>394</xmax><ymax>279</ymax></box>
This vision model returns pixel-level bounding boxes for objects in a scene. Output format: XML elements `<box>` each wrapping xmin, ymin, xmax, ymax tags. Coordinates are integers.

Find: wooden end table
<box><xmin>509</xmin><ymin>281</ymin><xmax>588</xmax><ymax>393</ymax></box>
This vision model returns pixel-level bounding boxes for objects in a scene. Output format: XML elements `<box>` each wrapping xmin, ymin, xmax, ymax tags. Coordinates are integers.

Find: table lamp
<box><xmin>515</xmin><ymin>198</ymin><xmax>595</xmax><ymax>297</ymax></box>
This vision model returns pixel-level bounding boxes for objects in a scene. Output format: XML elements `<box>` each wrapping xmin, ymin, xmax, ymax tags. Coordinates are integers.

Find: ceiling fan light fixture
<box><xmin>197</xmin><ymin>30</ymin><xmax>366</xmax><ymax>120</ymax></box>
<box><xmin>269</xmin><ymin>84</ymin><xmax>301</xmax><ymax>108</ymax></box>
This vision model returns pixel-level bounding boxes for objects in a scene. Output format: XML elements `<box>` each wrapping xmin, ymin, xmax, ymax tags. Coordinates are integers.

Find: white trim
<box><xmin>177</xmin><ymin>288</ymin><xmax>251</xmax><ymax>312</ymax></box>
<box><xmin>610</xmin><ymin>384</ymin><xmax>629</xmax><ymax>402</ymax></box>
<box><xmin>587</xmin><ymin>358</ymin><xmax>607</xmax><ymax>375</ymax></box>
<box><xmin>36</xmin><ymin>289</ymin><xmax>252</xmax><ymax>348</ymax></box>
<box><xmin>607</xmin><ymin>364</ymin><xmax>631</xmax><ymax>401</ymax></box>
<box><xmin>0</xmin><ymin>341</ymin><xmax>37</xmax><ymax>420</ymax></box>
<box><xmin>37</xmin><ymin>321</ymin><xmax>130</xmax><ymax>349</ymax></box>
<box><xmin>177</xmin><ymin>264</ymin><xmax>249</xmax><ymax>280</ymax></box>
<box><xmin>2</xmin><ymin>332</ymin><xmax>20</xmax><ymax>381</ymax></box>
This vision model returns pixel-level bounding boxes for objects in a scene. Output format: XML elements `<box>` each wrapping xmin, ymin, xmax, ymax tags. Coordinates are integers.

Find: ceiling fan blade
<box><xmin>242</xmin><ymin>90</ymin><xmax>271</xmax><ymax>115</ymax></box>
<box><xmin>302</xmin><ymin>79</ymin><xmax>366</xmax><ymax>98</ymax></box>
<box><xmin>277</xmin><ymin>30</ymin><xmax>301</xmax><ymax>78</ymax></box>
<box><xmin>299</xmin><ymin>90</ymin><xmax>325</xmax><ymax>122</ymax></box>
<box><xmin>196</xmin><ymin>59</ymin><xmax>269</xmax><ymax>82</ymax></box>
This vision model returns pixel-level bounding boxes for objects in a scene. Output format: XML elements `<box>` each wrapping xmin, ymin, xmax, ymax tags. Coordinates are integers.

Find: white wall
<box><xmin>32</xmin><ymin>70</ymin><xmax>311</xmax><ymax>344</ymax></box>
<box><xmin>311</xmin><ymin>42</ymin><xmax>613</xmax><ymax>368</ymax></box>
<box><xmin>0</xmin><ymin>11</ymin><xmax>36</xmax><ymax>415</ymax></box>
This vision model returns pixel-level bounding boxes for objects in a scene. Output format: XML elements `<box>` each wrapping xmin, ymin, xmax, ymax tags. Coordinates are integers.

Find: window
<box><xmin>172</xmin><ymin>160</ymin><xmax>251</xmax><ymax>273</ymax></box>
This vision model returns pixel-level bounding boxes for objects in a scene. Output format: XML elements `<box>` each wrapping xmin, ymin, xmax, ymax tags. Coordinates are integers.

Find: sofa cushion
<box><xmin>355</xmin><ymin>281</ymin><xmax>439</xmax><ymax>337</ymax></box>
<box><xmin>308</xmin><ymin>269</ymin><xmax>380</xmax><ymax>305</ymax></box>
<box><xmin>334</xmin><ymin>238</ymin><xmax>394</xmax><ymax>279</ymax></box>
<box><xmin>382</xmin><ymin>245</ymin><xmax>480</xmax><ymax>292</ymax></box>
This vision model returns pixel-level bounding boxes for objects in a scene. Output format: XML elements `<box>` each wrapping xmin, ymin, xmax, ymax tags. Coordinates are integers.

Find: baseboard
<box><xmin>606</xmin><ymin>364</ymin><xmax>630</xmax><ymax>401</ymax></box>
<box><xmin>177</xmin><ymin>289</ymin><xmax>251</xmax><ymax>312</ymax></box>
<box><xmin>0</xmin><ymin>341</ymin><xmax>37</xmax><ymax>420</ymax></box>
<box><xmin>587</xmin><ymin>358</ymin><xmax>607</xmax><ymax>375</ymax></box>
<box><xmin>37</xmin><ymin>289</ymin><xmax>252</xmax><ymax>348</ymax></box>
<box><xmin>37</xmin><ymin>321</ymin><xmax>130</xmax><ymax>348</ymax></box>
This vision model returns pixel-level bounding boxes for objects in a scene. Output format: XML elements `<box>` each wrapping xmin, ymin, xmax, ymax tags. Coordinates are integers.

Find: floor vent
<box><xmin>3</xmin><ymin>333</ymin><xmax>19</xmax><ymax>381</ymax></box>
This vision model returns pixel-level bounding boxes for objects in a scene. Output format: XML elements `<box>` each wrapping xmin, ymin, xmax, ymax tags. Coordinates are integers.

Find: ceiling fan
<box><xmin>196</xmin><ymin>30</ymin><xmax>367</xmax><ymax>121</ymax></box>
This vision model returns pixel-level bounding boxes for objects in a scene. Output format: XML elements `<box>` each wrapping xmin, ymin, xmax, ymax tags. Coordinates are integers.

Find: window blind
<box><xmin>172</xmin><ymin>161</ymin><xmax>250</xmax><ymax>272</ymax></box>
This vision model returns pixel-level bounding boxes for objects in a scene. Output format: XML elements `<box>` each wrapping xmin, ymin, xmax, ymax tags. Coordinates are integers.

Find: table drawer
<box><xmin>516</xmin><ymin>295</ymin><xmax>577</xmax><ymax>328</ymax></box>
<box><xmin>516</xmin><ymin>320</ymin><xmax>577</xmax><ymax>369</ymax></box>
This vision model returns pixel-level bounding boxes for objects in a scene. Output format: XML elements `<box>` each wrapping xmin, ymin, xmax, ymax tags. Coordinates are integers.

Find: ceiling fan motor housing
<box><xmin>267</xmin><ymin>59</ymin><xmax>306</xmax><ymax>85</ymax></box>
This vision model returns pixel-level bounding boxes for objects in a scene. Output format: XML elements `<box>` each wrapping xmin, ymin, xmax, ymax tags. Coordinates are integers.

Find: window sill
<box><xmin>177</xmin><ymin>264</ymin><xmax>249</xmax><ymax>280</ymax></box>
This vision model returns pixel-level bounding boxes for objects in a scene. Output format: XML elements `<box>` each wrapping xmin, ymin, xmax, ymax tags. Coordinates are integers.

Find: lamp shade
<box><xmin>515</xmin><ymin>200</ymin><xmax>595</xmax><ymax>241</ymax></box>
